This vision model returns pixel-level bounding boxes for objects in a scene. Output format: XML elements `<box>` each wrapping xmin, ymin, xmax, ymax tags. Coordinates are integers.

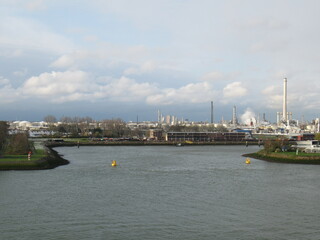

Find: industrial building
<box><xmin>166</xmin><ymin>132</ymin><xmax>248</xmax><ymax>142</ymax></box>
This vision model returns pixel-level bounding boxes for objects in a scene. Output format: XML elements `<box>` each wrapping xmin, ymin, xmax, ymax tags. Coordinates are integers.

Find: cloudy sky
<box><xmin>1</xmin><ymin>0</ymin><xmax>320</xmax><ymax>122</ymax></box>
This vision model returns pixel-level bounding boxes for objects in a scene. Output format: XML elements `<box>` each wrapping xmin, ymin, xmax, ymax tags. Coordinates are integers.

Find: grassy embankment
<box><xmin>0</xmin><ymin>147</ymin><xmax>69</xmax><ymax>170</ymax></box>
<box><xmin>0</xmin><ymin>149</ymin><xmax>45</xmax><ymax>170</ymax></box>
<box><xmin>244</xmin><ymin>150</ymin><xmax>320</xmax><ymax>164</ymax></box>
<box><xmin>1</xmin><ymin>149</ymin><xmax>46</xmax><ymax>161</ymax></box>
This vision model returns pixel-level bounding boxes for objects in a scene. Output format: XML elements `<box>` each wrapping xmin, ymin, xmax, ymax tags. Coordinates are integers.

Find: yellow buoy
<box><xmin>111</xmin><ymin>160</ymin><xmax>117</xmax><ymax>167</ymax></box>
<box><xmin>245</xmin><ymin>158</ymin><xmax>251</xmax><ymax>164</ymax></box>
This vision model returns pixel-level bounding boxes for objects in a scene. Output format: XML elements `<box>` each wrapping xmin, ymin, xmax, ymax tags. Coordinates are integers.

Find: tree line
<box><xmin>0</xmin><ymin>121</ymin><xmax>33</xmax><ymax>156</ymax></box>
<box><xmin>42</xmin><ymin>115</ymin><xmax>229</xmax><ymax>139</ymax></box>
<box><xmin>43</xmin><ymin>115</ymin><xmax>135</xmax><ymax>138</ymax></box>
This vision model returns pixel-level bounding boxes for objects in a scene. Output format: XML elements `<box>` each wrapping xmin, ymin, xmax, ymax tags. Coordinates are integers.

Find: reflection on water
<box><xmin>1</xmin><ymin>145</ymin><xmax>320</xmax><ymax>240</ymax></box>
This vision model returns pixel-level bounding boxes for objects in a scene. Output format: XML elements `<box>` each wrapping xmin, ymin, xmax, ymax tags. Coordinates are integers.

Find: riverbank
<box><xmin>243</xmin><ymin>150</ymin><xmax>320</xmax><ymax>164</ymax></box>
<box><xmin>45</xmin><ymin>140</ymin><xmax>260</xmax><ymax>148</ymax></box>
<box><xmin>1</xmin><ymin>139</ymin><xmax>258</xmax><ymax>170</ymax></box>
<box><xmin>0</xmin><ymin>147</ymin><xmax>69</xmax><ymax>171</ymax></box>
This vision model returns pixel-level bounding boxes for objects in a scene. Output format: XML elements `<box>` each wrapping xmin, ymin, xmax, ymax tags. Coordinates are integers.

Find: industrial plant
<box><xmin>7</xmin><ymin>78</ymin><xmax>320</xmax><ymax>142</ymax></box>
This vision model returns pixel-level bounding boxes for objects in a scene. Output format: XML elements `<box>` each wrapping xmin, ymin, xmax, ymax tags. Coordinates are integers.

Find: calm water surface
<box><xmin>1</xmin><ymin>145</ymin><xmax>320</xmax><ymax>240</ymax></box>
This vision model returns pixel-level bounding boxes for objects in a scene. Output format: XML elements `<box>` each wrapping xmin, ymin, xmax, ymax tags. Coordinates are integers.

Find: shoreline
<box><xmin>1</xmin><ymin>141</ymin><xmax>256</xmax><ymax>171</ymax></box>
<box><xmin>46</xmin><ymin>140</ymin><xmax>260</xmax><ymax>148</ymax></box>
<box><xmin>243</xmin><ymin>152</ymin><xmax>320</xmax><ymax>165</ymax></box>
<box><xmin>0</xmin><ymin>146</ymin><xmax>69</xmax><ymax>171</ymax></box>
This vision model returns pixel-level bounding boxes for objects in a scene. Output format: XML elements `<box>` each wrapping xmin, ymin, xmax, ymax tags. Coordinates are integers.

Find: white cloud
<box><xmin>260</xmin><ymin>79</ymin><xmax>320</xmax><ymax>112</ymax></box>
<box><xmin>13</xmin><ymin>70</ymin><xmax>221</xmax><ymax>106</ymax></box>
<box><xmin>261</xmin><ymin>84</ymin><xmax>283</xmax><ymax>109</ymax></box>
<box><xmin>146</xmin><ymin>81</ymin><xmax>216</xmax><ymax>105</ymax></box>
<box><xmin>0</xmin><ymin>16</ymin><xmax>75</xmax><ymax>54</ymax></box>
<box><xmin>13</xmin><ymin>68</ymin><xmax>28</xmax><ymax>77</ymax></box>
<box><xmin>2</xmin><ymin>0</ymin><xmax>320</xmax><ymax>120</ymax></box>
<box><xmin>99</xmin><ymin>76</ymin><xmax>158</xmax><ymax>101</ymax></box>
<box><xmin>21</xmin><ymin>71</ymin><xmax>93</xmax><ymax>102</ymax></box>
<box><xmin>50</xmin><ymin>54</ymin><xmax>78</xmax><ymax>69</ymax></box>
<box><xmin>50</xmin><ymin>45</ymin><xmax>152</xmax><ymax>71</ymax></box>
<box><xmin>0</xmin><ymin>86</ymin><xmax>20</xmax><ymax>103</ymax></box>
<box><xmin>0</xmin><ymin>77</ymin><xmax>10</xmax><ymax>86</ymax></box>
<box><xmin>5</xmin><ymin>69</ymin><xmax>253</xmax><ymax>108</ymax></box>
<box><xmin>124</xmin><ymin>61</ymin><xmax>157</xmax><ymax>76</ymax></box>
<box><xmin>201</xmin><ymin>72</ymin><xmax>225</xmax><ymax>82</ymax></box>
<box><xmin>262</xmin><ymin>85</ymin><xmax>277</xmax><ymax>95</ymax></box>
<box><xmin>0</xmin><ymin>76</ymin><xmax>20</xmax><ymax>103</ymax></box>
<box><xmin>223</xmin><ymin>82</ymin><xmax>248</xmax><ymax>99</ymax></box>
<box><xmin>19</xmin><ymin>71</ymin><xmax>159</xmax><ymax>103</ymax></box>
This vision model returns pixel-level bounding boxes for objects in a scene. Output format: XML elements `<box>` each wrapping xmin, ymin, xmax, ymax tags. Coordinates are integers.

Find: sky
<box><xmin>0</xmin><ymin>0</ymin><xmax>320</xmax><ymax>123</ymax></box>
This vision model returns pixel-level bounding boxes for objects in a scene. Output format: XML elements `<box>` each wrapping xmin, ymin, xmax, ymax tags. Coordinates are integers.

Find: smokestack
<box><xmin>211</xmin><ymin>101</ymin><xmax>214</xmax><ymax>124</ymax></box>
<box><xmin>232</xmin><ymin>105</ymin><xmax>237</xmax><ymax>126</ymax></box>
<box><xmin>283</xmin><ymin>78</ymin><xmax>287</xmax><ymax>122</ymax></box>
<box><xmin>157</xmin><ymin>110</ymin><xmax>161</xmax><ymax>124</ymax></box>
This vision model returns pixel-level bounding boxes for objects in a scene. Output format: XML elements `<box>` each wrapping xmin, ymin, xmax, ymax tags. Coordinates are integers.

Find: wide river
<box><xmin>1</xmin><ymin>145</ymin><xmax>320</xmax><ymax>240</ymax></box>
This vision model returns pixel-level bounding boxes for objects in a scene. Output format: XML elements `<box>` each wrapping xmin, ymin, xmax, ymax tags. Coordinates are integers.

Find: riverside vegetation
<box><xmin>0</xmin><ymin>121</ymin><xmax>68</xmax><ymax>170</ymax></box>
<box><xmin>243</xmin><ymin>138</ymin><xmax>320</xmax><ymax>164</ymax></box>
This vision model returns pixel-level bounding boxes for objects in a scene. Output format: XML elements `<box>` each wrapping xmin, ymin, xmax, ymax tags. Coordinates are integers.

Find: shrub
<box><xmin>0</xmin><ymin>121</ymin><xmax>9</xmax><ymax>156</ymax></box>
<box><xmin>263</xmin><ymin>138</ymin><xmax>290</xmax><ymax>153</ymax></box>
<box><xmin>5</xmin><ymin>133</ymin><xmax>34</xmax><ymax>155</ymax></box>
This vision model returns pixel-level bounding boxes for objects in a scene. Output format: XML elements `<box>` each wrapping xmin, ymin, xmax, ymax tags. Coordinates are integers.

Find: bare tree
<box><xmin>44</xmin><ymin>115</ymin><xmax>57</xmax><ymax>123</ymax></box>
<box><xmin>101</xmin><ymin>118</ymin><xmax>129</xmax><ymax>138</ymax></box>
<box><xmin>0</xmin><ymin>121</ymin><xmax>9</xmax><ymax>156</ymax></box>
<box><xmin>60</xmin><ymin>116</ymin><xmax>73</xmax><ymax>123</ymax></box>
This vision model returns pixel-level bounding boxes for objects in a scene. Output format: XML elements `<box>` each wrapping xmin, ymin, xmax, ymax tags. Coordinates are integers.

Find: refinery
<box><xmin>7</xmin><ymin>78</ymin><xmax>320</xmax><ymax>142</ymax></box>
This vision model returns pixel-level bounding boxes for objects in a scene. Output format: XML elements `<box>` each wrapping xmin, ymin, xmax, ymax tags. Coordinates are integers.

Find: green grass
<box><xmin>0</xmin><ymin>146</ymin><xmax>69</xmax><ymax>170</ymax></box>
<box><xmin>275</xmin><ymin>151</ymin><xmax>320</xmax><ymax>157</ymax></box>
<box><xmin>244</xmin><ymin>149</ymin><xmax>320</xmax><ymax>164</ymax></box>
<box><xmin>0</xmin><ymin>149</ymin><xmax>46</xmax><ymax>162</ymax></box>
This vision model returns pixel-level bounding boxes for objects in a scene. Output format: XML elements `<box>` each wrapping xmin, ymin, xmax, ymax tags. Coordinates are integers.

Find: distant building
<box><xmin>294</xmin><ymin>140</ymin><xmax>320</xmax><ymax>153</ymax></box>
<box><xmin>166</xmin><ymin>132</ymin><xmax>247</xmax><ymax>142</ymax></box>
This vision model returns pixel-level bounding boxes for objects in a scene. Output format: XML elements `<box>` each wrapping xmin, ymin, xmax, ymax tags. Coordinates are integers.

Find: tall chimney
<box><xmin>283</xmin><ymin>78</ymin><xmax>287</xmax><ymax>122</ymax></box>
<box><xmin>232</xmin><ymin>105</ymin><xmax>237</xmax><ymax>126</ymax></box>
<box><xmin>211</xmin><ymin>101</ymin><xmax>214</xmax><ymax>124</ymax></box>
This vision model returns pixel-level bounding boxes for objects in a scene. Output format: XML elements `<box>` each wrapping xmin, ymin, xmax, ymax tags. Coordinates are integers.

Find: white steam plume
<box><xmin>240</xmin><ymin>108</ymin><xmax>256</xmax><ymax>126</ymax></box>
